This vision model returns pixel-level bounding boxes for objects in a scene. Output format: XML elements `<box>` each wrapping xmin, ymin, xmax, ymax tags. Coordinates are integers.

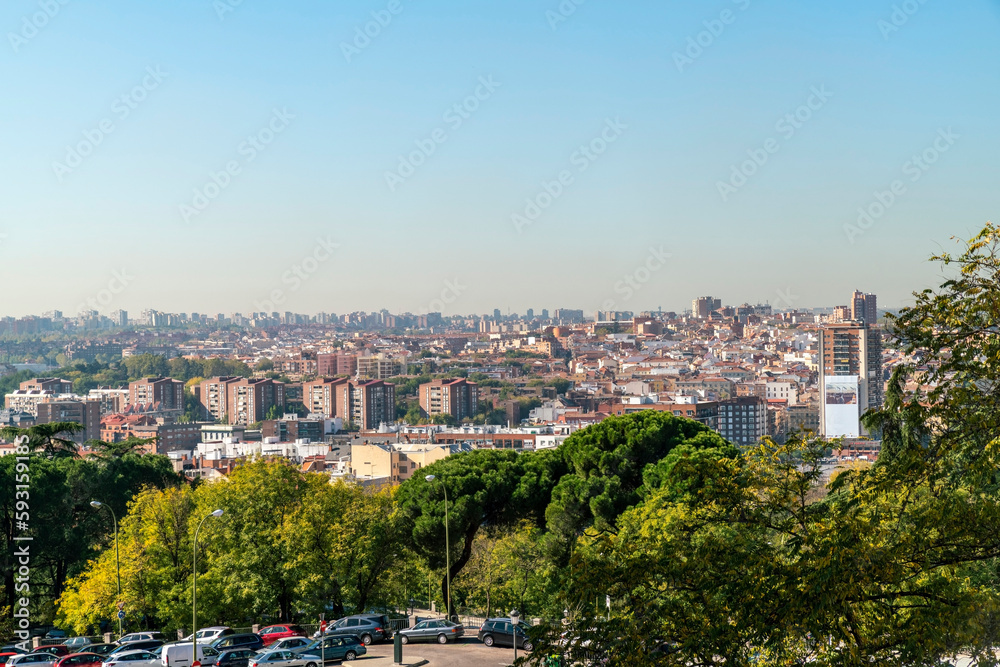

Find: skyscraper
<box><xmin>851</xmin><ymin>291</ymin><xmax>878</xmax><ymax>325</ymax></box>
<box><xmin>692</xmin><ymin>296</ymin><xmax>722</xmax><ymax>319</ymax></box>
<box><xmin>818</xmin><ymin>321</ymin><xmax>883</xmax><ymax>438</ymax></box>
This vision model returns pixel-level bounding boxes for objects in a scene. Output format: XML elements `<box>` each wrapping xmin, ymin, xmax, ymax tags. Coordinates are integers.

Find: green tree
<box><xmin>1</xmin><ymin>422</ymin><xmax>84</xmax><ymax>459</ymax></box>
<box><xmin>397</xmin><ymin>450</ymin><xmax>523</xmax><ymax>607</ymax></box>
<box><xmin>123</xmin><ymin>354</ymin><xmax>169</xmax><ymax>380</ymax></box>
<box><xmin>544</xmin><ymin>411</ymin><xmax>733</xmax><ymax>562</ymax></box>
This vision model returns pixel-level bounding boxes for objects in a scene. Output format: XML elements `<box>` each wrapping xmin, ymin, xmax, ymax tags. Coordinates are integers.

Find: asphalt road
<box><xmin>360</xmin><ymin>637</ymin><xmax>522</xmax><ymax>667</ymax></box>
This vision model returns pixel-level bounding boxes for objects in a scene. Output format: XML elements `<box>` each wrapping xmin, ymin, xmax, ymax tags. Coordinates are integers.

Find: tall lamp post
<box><xmin>193</xmin><ymin>510</ymin><xmax>224</xmax><ymax>667</ymax></box>
<box><xmin>89</xmin><ymin>501</ymin><xmax>121</xmax><ymax>638</ymax></box>
<box><xmin>510</xmin><ymin>609</ymin><xmax>520</xmax><ymax>664</ymax></box>
<box><xmin>424</xmin><ymin>475</ymin><xmax>451</xmax><ymax>620</ymax></box>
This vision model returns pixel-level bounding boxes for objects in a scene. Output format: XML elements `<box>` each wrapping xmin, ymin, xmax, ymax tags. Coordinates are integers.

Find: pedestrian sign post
<box><xmin>117</xmin><ymin>610</ymin><xmax>125</xmax><ymax>620</ymax></box>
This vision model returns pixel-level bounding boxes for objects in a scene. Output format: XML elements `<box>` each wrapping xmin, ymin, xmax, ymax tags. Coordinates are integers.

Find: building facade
<box><xmin>818</xmin><ymin>321</ymin><xmax>883</xmax><ymax>437</ymax></box>
<box><xmin>418</xmin><ymin>378</ymin><xmax>479</xmax><ymax>421</ymax></box>
<box><xmin>716</xmin><ymin>396</ymin><xmax>767</xmax><ymax>447</ymax></box>
<box><xmin>302</xmin><ymin>378</ymin><xmax>346</xmax><ymax>418</ymax></box>
<box><xmin>336</xmin><ymin>380</ymin><xmax>396</xmax><ymax>430</ymax></box>
<box><xmin>36</xmin><ymin>397</ymin><xmax>101</xmax><ymax>442</ymax></box>
<box><xmin>130</xmin><ymin>377</ymin><xmax>185</xmax><ymax>411</ymax></box>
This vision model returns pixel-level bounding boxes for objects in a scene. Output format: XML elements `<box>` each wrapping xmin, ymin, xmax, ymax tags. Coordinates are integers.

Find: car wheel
<box><xmin>344</xmin><ymin>651</ymin><xmax>356</xmax><ymax>661</ymax></box>
<box><xmin>360</xmin><ymin>635</ymin><xmax>372</xmax><ymax>646</ymax></box>
<box><xmin>305</xmin><ymin>662</ymin><xmax>317</xmax><ymax>667</ymax></box>
<box><xmin>399</xmin><ymin>635</ymin><xmax>408</xmax><ymax>645</ymax></box>
<box><xmin>483</xmin><ymin>635</ymin><xmax>494</xmax><ymax>647</ymax></box>
<box><xmin>437</xmin><ymin>634</ymin><xmax>448</xmax><ymax>645</ymax></box>
<box><xmin>523</xmin><ymin>641</ymin><xmax>534</xmax><ymax>652</ymax></box>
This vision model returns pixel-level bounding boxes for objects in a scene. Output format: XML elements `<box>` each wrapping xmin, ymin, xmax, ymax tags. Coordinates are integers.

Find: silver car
<box><xmin>265</xmin><ymin>639</ymin><xmax>310</xmax><ymax>652</ymax></box>
<box><xmin>247</xmin><ymin>650</ymin><xmax>321</xmax><ymax>667</ymax></box>
<box><xmin>398</xmin><ymin>619</ymin><xmax>465</xmax><ymax>644</ymax></box>
<box><xmin>8</xmin><ymin>654</ymin><xmax>59</xmax><ymax>667</ymax></box>
<box><xmin>101</xmin><ymin>650</ymin><xmax>160</xmax><ymax>667</ymax></box>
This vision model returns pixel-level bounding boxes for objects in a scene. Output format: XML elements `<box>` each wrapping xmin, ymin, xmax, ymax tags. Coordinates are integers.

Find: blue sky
<box><xmin>1</xmin><ymin>0</ymin><xmax>997</xmax><ymax>317</ymax></box>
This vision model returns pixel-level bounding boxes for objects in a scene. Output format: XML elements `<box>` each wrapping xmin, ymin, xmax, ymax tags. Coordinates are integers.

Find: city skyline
<box><xmin>2</xmin><ymin>0</ymin><xmax>998</xmax><ymax>315</ymax></box>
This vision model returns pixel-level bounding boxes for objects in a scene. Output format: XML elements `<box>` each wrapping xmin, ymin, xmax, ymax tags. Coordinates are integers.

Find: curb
<box><xmin>393</xmin><ymin>661</ymin><xmax>428</xmax><ymax>667</ymax></box>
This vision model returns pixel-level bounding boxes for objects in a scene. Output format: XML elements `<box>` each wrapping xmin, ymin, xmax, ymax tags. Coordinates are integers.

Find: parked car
<box><xmin>115</xmin><ymin>636</ymin><xmax>161</xmax><ymax>647</ymax></box>
<box><xmin>78</xmin><ymin>647</ymin><xmax>114</xmax><ymax>658</ymax></box>
<box><xmin>1</xmin><ymin>654</ymin><xmax>20</xmax><ymax>666</ymax></box>
<box><xmin>55</xmin><ymin>653</ymin><xmax>103</xmax><ymax>667</ymax></box>
<box><xmin>45</xmin><ymin>632</ymin><xmax>67</xmax><ymax>641</ymax></box>
<box><xmin>61</xmin><ymin>641</ymin><xmax>91</xmax><ymax>652</ymax></box>
<box><xmin>263</xmin><ymin>639</ymin><xmax>309</xmax><ymax>652</ymax></box>
<box><xmin>257</xmin><ymin>627</ymin><xmax>304</xmax><ymax>648</ymax></box>
<box><xmin>211</xmin><ymin>649</ymin><xmax>256</xmax><ymax>667</ymax></box>
<box><xmin>247</xmin><ymin>651</ymin><xmax>323</xmax><ymax>667</ymax></box>
<box><xmin>290</xmin><ymin>637</ymin><xmax>364</xmax><ymax>663</ymax></box>
<box><xmin>8</xmin><ymin>654</ymin><xmax>59</xmax><ymax>667</ymax></box>
<box><xmin>398</xmin><ymin>619</ymin><xmax>464</xmax><ymax>645</ymax></box>
<box><xmin>478</xmin><ymin>618</ymin><xmax>535</xmax><ymax>651</ymax></box>
<box><xmin>101</xmin><ymin>650</ymin><xmax>160</xmax><ymax>667</ymax></box>
<box><xmin>1</xmin><ymin>648</ymin><xmax>28</xmax><ymax>656</ymax></box>
<box><xmin>35</xmin><ymin>648</ymin><xmax>70</xmax><ymax>658</ymax></box>
<box><xmin>208</xmin><ymin>636</ymin><xmax>263</xmax><ymax>653</ymax></box>
<box><xmin>319</xmin><ymin>616</ymin><xmax>390</xmax><ymax>645</ymax></box>
<box><xmin>104</xmin><ymin>643</ymin><xmax>162</xmax><ymax>659</ymax></box>
<box><xmin>179</xmin><ymin>629</ymin><xmax>231</xmax><ymax>643</ymax></box>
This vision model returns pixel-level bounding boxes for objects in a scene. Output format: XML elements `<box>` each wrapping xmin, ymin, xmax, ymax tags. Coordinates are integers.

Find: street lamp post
<box><xmin>424</xmin><ymin>475</ymin><xmax>451</xmax><ymax>620</ymax></box>
<box><xmin>510</xmin><ymin>609</ymin><xmax>520</xmax><ymax>664</ymax></box>
<box><xmin>90</xmin><ymin>501</ymin><xmax>121</xmax><ymax>638</ymax></box>
<box><xmin>193</xmin><ymin>510</ymin><xmax>224</xmax><ymax>667</ymax></box>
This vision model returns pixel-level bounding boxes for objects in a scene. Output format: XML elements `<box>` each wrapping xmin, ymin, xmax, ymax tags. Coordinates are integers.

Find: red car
<box><xmin>35</xmin><ymin>648</ymin><xmax>69</xmax><ymax>658</ymax></box>
<box><xmin>1</xmin><ymin>653</ymin><xmax>19</xmax><ymax>665</ymax></box>
<box><xmin>55</xmin><ymin>654</ymin><xmax>103</xmax><ymax>667</ymax></box>
<box><xmin>257</xmin><ymin>625</ymin><xmax>305</xmax><ymax>646</ymax></box>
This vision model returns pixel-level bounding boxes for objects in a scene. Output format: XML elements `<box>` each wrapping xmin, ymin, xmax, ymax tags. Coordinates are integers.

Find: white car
<box><xmin>9</xmin><ymin>654</ymin><xmax>59</xmax><ymax>667</ymax></box>
<box><xmin>247</xmin><ymin>650</ymin><xmax>320</xmax><ymax>667</ymax></box>
<box><xmin>102</xmin><ymin>650</ymin><xmax>160</xmax><ymax>667</ymax></box>
<box><xmin>180</xmin><ymin>628</ymin><xmax>231</xmax><ymax>643</ymax></box>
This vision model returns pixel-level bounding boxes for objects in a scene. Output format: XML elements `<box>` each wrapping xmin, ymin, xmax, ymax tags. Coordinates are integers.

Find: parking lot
<box><xmin>361</xmin><ymin>637</ymin><xmax>522</xmax><ymax>666</ymax></box>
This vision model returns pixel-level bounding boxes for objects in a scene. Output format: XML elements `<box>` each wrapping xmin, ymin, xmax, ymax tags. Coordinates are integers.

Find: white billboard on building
<box><xmin>824</xmin><ymin>376</ymin><xmax>860</xmax><ymax>438</ymax></box>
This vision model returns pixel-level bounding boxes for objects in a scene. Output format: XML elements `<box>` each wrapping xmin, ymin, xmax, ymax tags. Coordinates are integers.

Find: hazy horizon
<box><xmin>2</xmin><ymin>0</ymin><xmax>997</xmax><ymax>317</ymax></box>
